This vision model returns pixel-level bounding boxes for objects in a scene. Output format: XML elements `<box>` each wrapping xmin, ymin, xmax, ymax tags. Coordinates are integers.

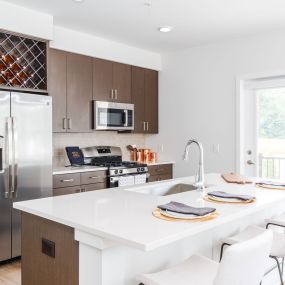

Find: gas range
<box><xmin>80</xmin><ymin>146</ymin><xmax>149</xmax><ymax>187</ymax></box>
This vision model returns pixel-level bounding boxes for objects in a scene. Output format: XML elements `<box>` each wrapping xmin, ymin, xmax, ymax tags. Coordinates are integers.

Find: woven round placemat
<box><xmin>255</xmin><ymin>184</ymin><xmax>285</xmax><ymax>191</ymax></box>
<box><xmin>203</xmin><ymin>196</ymin><xmax>256</xmax><ymax>204</ymax></box>
<box><xmin>152</xmin><ymin>208</ymin><xmax>219</xmax><ymax>222</ymax></box>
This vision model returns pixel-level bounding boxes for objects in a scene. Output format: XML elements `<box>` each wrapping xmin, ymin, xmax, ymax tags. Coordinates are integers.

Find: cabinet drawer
<box><xmin>148</xmin><ymin>164</ymin><xmax>173</xmax><ymax>176</ymax></box>
<box><xmin>148</xmin><ymin>174</ymin><xmax>172</xmax><ymax>183</ymax></box>
<box><xmin>53</xmin><ymin>186</ymin><xmax>82</xmax><ymax>196</ymax></box>
<box><xmin>53</xmin><ymin>173</ymin><xmax>81</xmax><ymax>188</ymax></box>
<box><xmin>81</xmin><ymin>171</ymin><xmax>107</xmax><ymax>185</ymax></box>
<box><xmin>82</xmin><ymin>183</ymin><xmax>107</xmax><ymax>192</ymax></box>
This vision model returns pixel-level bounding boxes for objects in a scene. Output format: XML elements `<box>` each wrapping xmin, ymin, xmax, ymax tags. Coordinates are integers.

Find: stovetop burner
<box><xmin>91</xmin><ymin>161</ymin><xmax>147</xmax><ymax>169</ymax></box>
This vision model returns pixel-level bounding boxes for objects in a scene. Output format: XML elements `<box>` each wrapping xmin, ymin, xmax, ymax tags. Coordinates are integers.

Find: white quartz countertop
<box><xmin>14</xmin><ymin>173</ymin><xmax>285</xmax><ymax>251</ymax></box>
<box><xmin>53</xmin><ymin>165</ymin><xmax>108</xmax><ymax>175</ymax></box>
<box><xmin>52</xmin><ymin>161</ymin><xmax>174</xmax><ymax>175</ymax></box>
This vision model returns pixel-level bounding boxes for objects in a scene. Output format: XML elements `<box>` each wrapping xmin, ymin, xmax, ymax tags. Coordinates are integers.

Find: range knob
<box><xmin>137</xmin><ymin>168</ymin><xmax>141</xmax><ymax>172</ymax></box>
<box><xmin>119</xmin><ymin>169</ymin><xmax>123</xmax><ymax>174</ymax></box>
<box><xmin>141</xmin><ymin>167</ymin><xmax>145</xmax><ymax>172</ymax></box>
<box><xmin>114</xmin><ymin>170</ymin><xmax>118</xmax><ymax>174</ymax></box>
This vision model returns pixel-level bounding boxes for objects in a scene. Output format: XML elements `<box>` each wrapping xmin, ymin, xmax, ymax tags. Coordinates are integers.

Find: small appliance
<box><xmin>93</xmin><ymin>101</ymin><xmax>134</xmax><ymax>131</ymax></box>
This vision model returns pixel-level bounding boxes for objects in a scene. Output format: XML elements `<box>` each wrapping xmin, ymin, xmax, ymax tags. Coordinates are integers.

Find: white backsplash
<box><xmin>53</xmin><ymin>132</ymin><xmax>146</xmax><ymax>166</ymax></box>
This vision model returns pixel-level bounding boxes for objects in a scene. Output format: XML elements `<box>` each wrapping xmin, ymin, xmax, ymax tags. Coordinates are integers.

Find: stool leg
<box><xmin>271</xmin><ymin>256</ymin><xmax>284</xmax><ymax>285</ymax></box>
<box><xmin>219</xmin><ymin>243</ymin><xmax>229</xmax><ymax>262</ymax></box>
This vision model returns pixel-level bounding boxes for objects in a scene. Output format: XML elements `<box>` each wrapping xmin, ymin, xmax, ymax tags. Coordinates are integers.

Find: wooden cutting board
<box><xmin>222</xmin><ymin>173</ymin><xmax>252</xmax><ymax>184</ymax></box>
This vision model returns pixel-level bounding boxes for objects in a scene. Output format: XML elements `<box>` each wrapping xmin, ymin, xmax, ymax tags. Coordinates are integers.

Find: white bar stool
<box><xmin>137</xmin><ymin>230</ymin><xmax>272</xmax><ymax>285</ymax></box>
<box><xmin>220</xmin><ymin>225</ymin><xmax>285</xmax><ymax>285</ymax></box>
<box><xmin>265</xmin><ymin>212</ymin><xmax>285</xmax><ymax>230</ymax></box>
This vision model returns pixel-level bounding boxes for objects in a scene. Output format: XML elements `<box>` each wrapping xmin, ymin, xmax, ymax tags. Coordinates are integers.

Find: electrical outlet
<box><xmin>213</xmin><ymin>144</ymin><xmax>220</xmax><ymax>154</ymax></box>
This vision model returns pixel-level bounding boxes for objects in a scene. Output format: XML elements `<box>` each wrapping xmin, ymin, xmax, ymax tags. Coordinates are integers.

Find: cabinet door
<box><xmin>113</xmin><ymin>62</ymin><xmax>131</xmax><ymax>103</ymax></box>
<box><xmin>82</xmin><ymin>183</ymin><xmax>107</xmax><ymax>192</ymax></box>
<box><xmin>53</xmin><ymin>173</ymin><xmax>81</xmax><ymax>189</ymax></box>
<box><xmin>48</xmin><ymin>49</ymin><xmax>67</xmax><ymax>132</ymax></box>
<box><xmin>66</xmin><ymin>53</ymin><xmax>93</xmax><ymax>132</ymax></box>
<box><xmin>53</xmin><ymin>186</ymin><xmax>82</xmax><ymax>196</ymax></box>
<box><xmin>131</xmin><ymin>66</ymin><xmax>145</xmax><ymax>133</ymax></box>
<box><xmin>148</xmin><ymin>174</ymin><xmax>172</xmax><ymax>183</ymax></box>
<box><xmin>93</xmin><ymin>58</ymin><xmax>113</xmax><ymax>102</ymax></box>
<box><xmin>144</xmin><ymin>69</ymin><xmax>158</xmax><ymax>133</ymax></box>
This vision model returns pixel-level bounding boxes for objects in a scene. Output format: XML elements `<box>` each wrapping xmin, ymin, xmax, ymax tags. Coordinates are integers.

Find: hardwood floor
<box><xmin>0</xmin><ymin>260</ymin><xmax>21</xmax><ymax>285</ymax></box>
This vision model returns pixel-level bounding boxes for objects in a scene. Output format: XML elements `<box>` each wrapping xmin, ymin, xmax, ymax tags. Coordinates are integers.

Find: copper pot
<box><xmin>150</xmin><ymin>151</ymin><xmax>157</xmax><ymax>163</ymax></box>
<box><xmin>130</xmin><ymin>150</ymin><xmax>137</xmax><ymax>161</ymax></box>
<box><xmin>143</xmin><ymin>149</ymin><xmax>151</xmax><ymax>162</ymax></box>
<box><xmin>136</xmin><ymin>149</ymin><xmax>144</xmax><ymax>162</ymax></box>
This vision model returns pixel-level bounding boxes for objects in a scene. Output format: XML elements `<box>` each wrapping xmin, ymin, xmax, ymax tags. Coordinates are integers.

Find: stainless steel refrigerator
<box><xmin>0</xmin><ymin>90</ymin><xmax>52</xmax><ymax>262</ymax></box>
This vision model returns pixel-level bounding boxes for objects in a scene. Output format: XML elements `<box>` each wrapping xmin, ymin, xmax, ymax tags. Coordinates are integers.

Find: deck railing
<box><xmin>259</xmin><ymin>154</ymin><xmax>285</xmax><ymax>180</ymax></box>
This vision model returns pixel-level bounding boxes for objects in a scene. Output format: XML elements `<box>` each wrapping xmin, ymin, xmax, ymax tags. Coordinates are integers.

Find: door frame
<box><xmin>236</xmin><ymin>70</ymin><xmax>285</xmax><ymax>174</ymax></box>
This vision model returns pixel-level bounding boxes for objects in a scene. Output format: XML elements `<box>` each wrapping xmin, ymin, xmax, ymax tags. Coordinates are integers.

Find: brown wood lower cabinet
<box><xmin>148</xmin><ymin>173</ymin><xmax>172</xmax><ymax>182</ymax></box>
<box><xmin>82</xmin><ymin>183</ymin><xmax>106</xmax><ymax>192</ymax></box>
<box><xmin>148</xmin><ymin>164</ymin><xmax>173</xmax><ymax>182</ymax></box>
<box><xmin>53</xmin><ymin>186</ymin><xmax>82</xmax><ymax>196</ymax></box>
<box><xmin>53</xmin><ymin>171</ymin><xmax>107</xmax><ymax>196</ymax></box>
<box><xmin>22</xmin><ymin>213</ymin><xmax>79</xmax><ymax>285</ymax></box>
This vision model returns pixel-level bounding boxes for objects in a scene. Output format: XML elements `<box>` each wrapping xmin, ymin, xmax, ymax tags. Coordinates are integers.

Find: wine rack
<box><xmin>0</xmin><ymin>31</ymin><xmax>47</xmax><ymax>91</ymax></box>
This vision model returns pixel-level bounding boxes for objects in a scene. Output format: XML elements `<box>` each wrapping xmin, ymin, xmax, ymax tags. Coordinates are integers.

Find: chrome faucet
<box><xmin>183</xmin><ymin>139</ymin><xmax>205</xmax><ymax>190</ymax></box>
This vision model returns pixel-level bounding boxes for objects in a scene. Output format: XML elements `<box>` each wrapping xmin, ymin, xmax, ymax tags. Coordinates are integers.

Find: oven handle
<box><xmin>123</xmin><ymin>110</ymin><xmax>128</xmax><ymax>127</ymax></box>
<box><xmin>110</xmin><ymin>173</ymin><xmax>150</xmax><ymax>182</ymax></box>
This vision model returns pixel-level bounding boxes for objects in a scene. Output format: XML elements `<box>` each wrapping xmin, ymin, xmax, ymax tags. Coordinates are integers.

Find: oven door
<box><xmin>94</xmin><ymin>101</ymin><xmax>134</xmax><ymax>130</ymax></box>
<box><xmin>109</xmin><ymin>174</ymin><xmax>149</xmax><ymax>188</ymax></box>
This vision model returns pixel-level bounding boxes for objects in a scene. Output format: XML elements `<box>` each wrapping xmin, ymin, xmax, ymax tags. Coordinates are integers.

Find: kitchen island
<box><xmin>14</xmin><ymin>174</ymin><xmax>285</xmax><ymax>285</ymax></box>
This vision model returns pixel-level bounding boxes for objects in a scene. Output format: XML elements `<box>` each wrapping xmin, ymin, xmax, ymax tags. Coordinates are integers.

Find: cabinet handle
<box><xmin>63</xmin><ymin>118</ymin><xmax>67</xmax><ymax>130</ymax></box>
<box><xmin>146</xmin><ymin>121</ymin><xmax>149</xmax><ymax>131</ymax></box>
<box><xmin>110</xmin><ymin>89</ymin><xmax>114</xmax><ymax>100</ymax></box>
<box><xmin>61</xmin><ymin>179</ymin><xmax>74</xmax><ymax>182</ymax></box>
<box><xmin>115</xmin><ymin>89</ymin><xmax>118</xmax><ymax>100</ymax></box>
<box><xmin>67</xmin><ymin>118</ymin><xmax>72</xmax><ymax>130</ymax></box>
<box><xmin>143</xmin><ymin>121</ymin><xmax>146</xmax><ymax>131</ymax></box>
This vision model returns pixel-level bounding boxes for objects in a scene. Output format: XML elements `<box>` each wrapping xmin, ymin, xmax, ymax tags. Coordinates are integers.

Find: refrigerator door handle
<box><xmin>3</xmin><ymin>118</ymin><xmax>11</xmax><ymax>198</ymax></box>
<box><xmin>11</xmin><ymin>117</ymin><xmax>18</xmax><ymax>198</ymax></box>
<box><xmin>7</xmin><ymin>117</ymin><xmax>14</xmax><ymax>199</ymax></box>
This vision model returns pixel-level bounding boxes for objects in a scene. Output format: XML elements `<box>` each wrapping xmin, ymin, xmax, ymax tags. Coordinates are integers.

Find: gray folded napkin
<box><xmin>207</xmin><ymin>191</ymin><xmax>255</xmax><ymax>201</ymax></box>
<box><xmin>256</xmin><ymin>181</ymin><xmax>285</xmax><ymax>187</ymax></box>
<box><xmin>157</xmin><ymin>201</ymin><xmax>216</xmax><ymax>216</ymax></box>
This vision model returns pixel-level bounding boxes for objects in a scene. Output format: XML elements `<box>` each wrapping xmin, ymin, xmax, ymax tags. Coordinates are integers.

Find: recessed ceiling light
<box><xmin>158</xmin><ymin>26</ymin><xmax>173</xmax><ymax>33</ymax></box>
<box><xmin>73</xmin><ymin>0</ymin><xmax>84</xmax><ymax>3</ymax></box>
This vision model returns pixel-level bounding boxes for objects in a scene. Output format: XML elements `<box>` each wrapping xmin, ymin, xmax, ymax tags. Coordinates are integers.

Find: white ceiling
<box><xmin>7</xmin><ymin>0</ymin><xmax>285</xmax><ymax>52</ymax></box>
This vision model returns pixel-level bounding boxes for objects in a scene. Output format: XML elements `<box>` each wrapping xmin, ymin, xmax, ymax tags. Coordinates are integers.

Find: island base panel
<box><xmin>21</xmin><ymin>213</ymin><xmax>79</xmax><ymax>285</ymax></box>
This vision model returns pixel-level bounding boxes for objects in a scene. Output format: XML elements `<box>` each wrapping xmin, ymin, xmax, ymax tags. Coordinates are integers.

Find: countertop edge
<box><xmin>52</xmin><ymin>161</ymin><xmax>175</xmax><ymax>175</ymax></box>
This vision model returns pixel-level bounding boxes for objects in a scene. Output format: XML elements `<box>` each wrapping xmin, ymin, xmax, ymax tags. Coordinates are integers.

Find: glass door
<box><xmin>240</xmin><ymin>78</ymin><xmax>285</xmax><ymax>179</ymax></box>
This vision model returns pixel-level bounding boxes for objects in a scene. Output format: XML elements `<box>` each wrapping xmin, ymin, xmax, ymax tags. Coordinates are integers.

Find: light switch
<box><xmin>213</xmin><ymin>144</ymin><xmax>220</xmax><ymax>154</ymax></box>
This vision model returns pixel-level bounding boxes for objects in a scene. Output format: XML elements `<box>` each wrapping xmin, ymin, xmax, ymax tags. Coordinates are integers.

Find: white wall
<box><xmin>50</xmin><ymin>26</ymin><xmax>161</xmax><ymax>70</ymax></box>
<box><xmin>0</xmin><ymin>0</ymin><xmax>53</xmax><ymax>40</ymax></box>
<box><xmin>146</xmin><ymin>30</ymin><xmax>285</xmax><ymax>178</ymax></box>
<box><xmin>0</xmin><ymin>1</ymin><xmax>161</xmax><ymax>70</ymax></box>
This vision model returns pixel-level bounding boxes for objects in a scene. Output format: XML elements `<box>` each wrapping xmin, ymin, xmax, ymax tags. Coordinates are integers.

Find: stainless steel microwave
<box><xmin>93</xmin><ymin>101</ymin><xmax>134</xmax><ymax>131</ymax></box>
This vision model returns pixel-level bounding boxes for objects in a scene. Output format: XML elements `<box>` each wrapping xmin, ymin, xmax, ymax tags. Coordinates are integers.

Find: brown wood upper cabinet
<box><xmin>48</xmin><ymin>48</ymin><xmax>93</xmax><ymax>133</ymax></box>
<box><xmin>93</xmin><ymin>58</ymin><xmax>131</xmax><ymax>103</ymax></box>
<box><xmin>48</xmin><ymin>49</ymin><xmax>67</xmax><ymax>132</ymax></box>
<box><xmin>132</xmin><ymin>67</ymin><xmax>158</xmax><ymax>134</ymax></box>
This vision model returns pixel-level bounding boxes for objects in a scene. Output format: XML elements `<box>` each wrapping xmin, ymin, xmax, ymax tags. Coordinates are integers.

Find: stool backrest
<box><xmin>214</xmin><ymin>230</ymin><xmax>273</xmax><ymax>285</ymax></box>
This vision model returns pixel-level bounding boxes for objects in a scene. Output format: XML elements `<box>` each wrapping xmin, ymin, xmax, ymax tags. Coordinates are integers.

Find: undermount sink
<box><xmin>160</xmin><ymin>183</ymin><xmax>198</xmax><ymax>196</ymax></box>
<box><xmin>126</xmin><ymin>182</ymin><xmax>201</xmax><ymax>196</ymax></box>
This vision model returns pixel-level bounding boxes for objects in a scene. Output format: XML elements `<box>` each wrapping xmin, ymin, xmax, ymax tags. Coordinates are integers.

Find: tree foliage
<box><xmin>258</xmin><ymin>88</ymin><xmax>285</xmax><ymax>139</ymax></box>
